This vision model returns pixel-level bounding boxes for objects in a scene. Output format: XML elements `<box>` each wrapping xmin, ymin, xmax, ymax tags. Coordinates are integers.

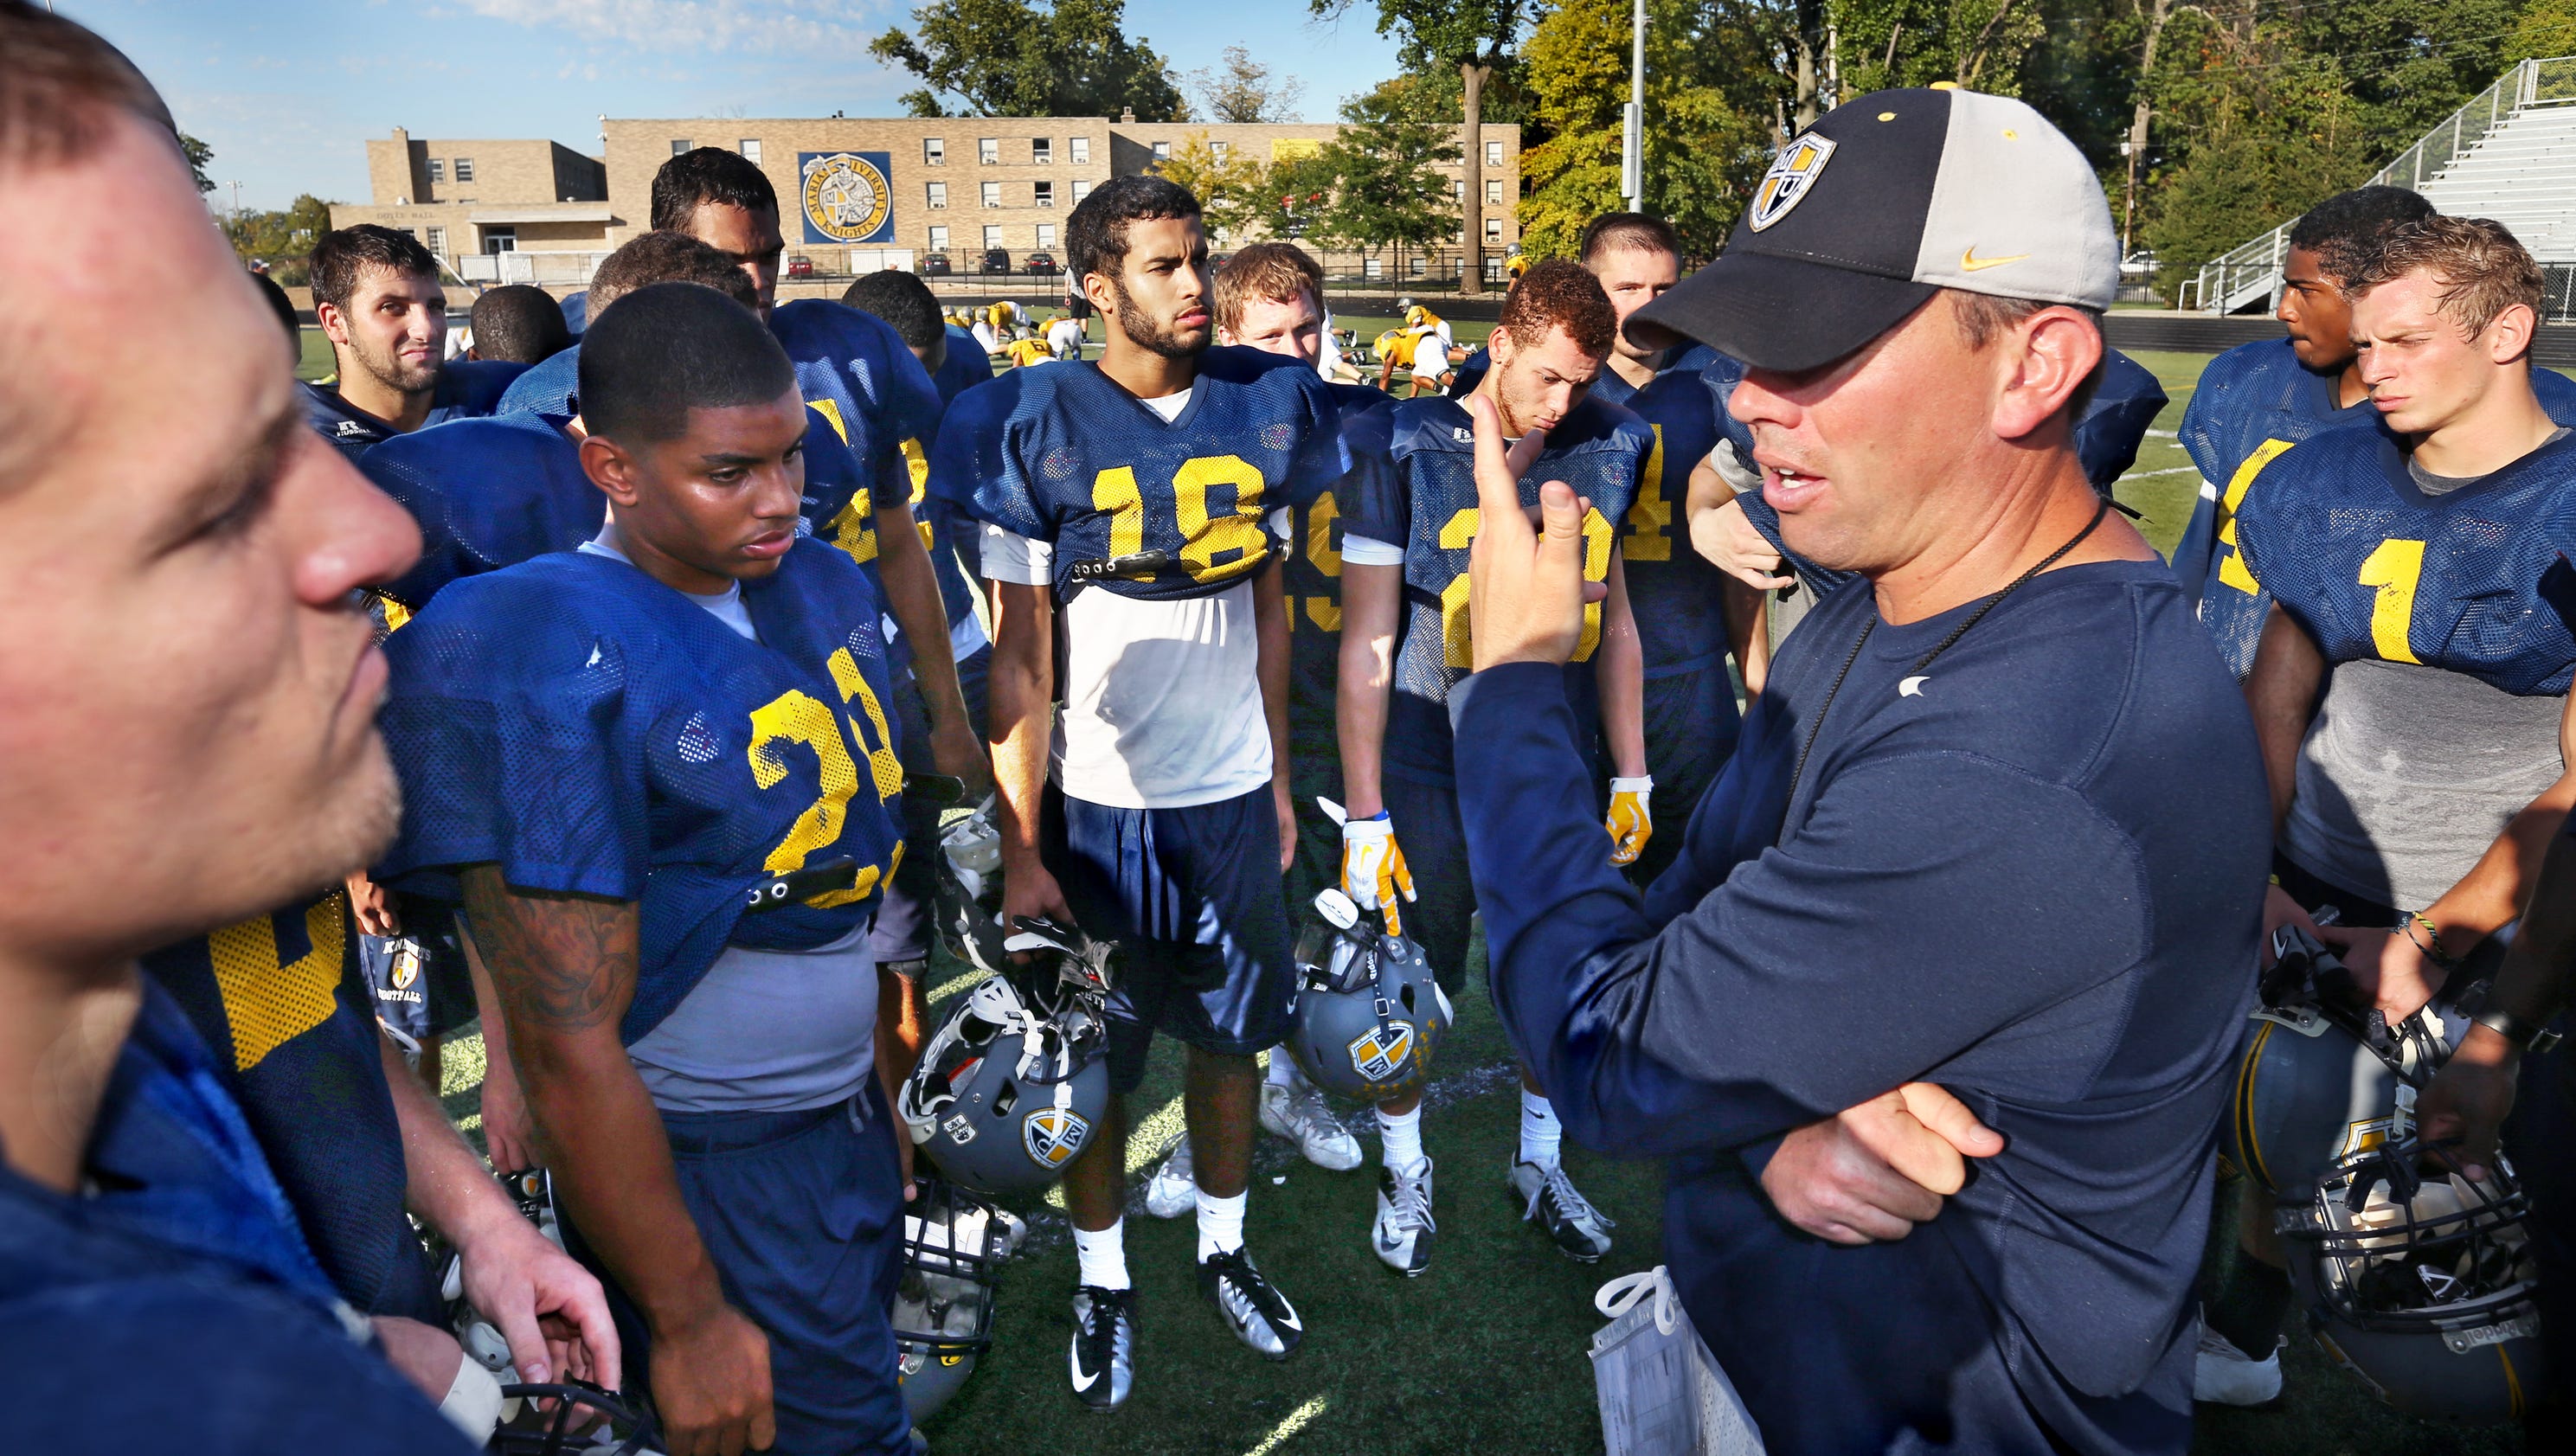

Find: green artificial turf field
<box><xmin>415</xmin><ymin>342</ymin><xmax>2528</xmax><ymax>1456</ymax></box>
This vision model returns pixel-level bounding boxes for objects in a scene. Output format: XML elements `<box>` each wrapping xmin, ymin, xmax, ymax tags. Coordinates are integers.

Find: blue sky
<box><xmin>62</xmin><ymin>1</ymin><xmax>1405</xmax><ymax>212</ymax></box>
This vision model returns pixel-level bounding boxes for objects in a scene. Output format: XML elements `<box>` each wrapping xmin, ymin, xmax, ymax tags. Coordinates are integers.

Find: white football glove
<box><xmin>1605</xmin><ymin>776</ymin><xmax>1654</xmax><ymax>868</ymax></box>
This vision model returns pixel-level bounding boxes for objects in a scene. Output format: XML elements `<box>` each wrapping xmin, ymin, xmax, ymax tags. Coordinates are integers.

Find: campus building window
<box><xmin>979</xmin><ymin>138</ymin><xmax>999</xmax><ymax>164</ymax></box>
<box><xmin>924</xmin><ymin>137</ymin><xmax>945</xmax><ymax>166</ymax></box>
<box><xmin>1487</xmin><ymin>140</ymin><xmax>1504</xmax><ymax>167</ymax></box>
<box><xmin>1453</xmin><ymin>179</ymin><xmax>1466</xmax><ymax>203</ymax></box>
<box><xmin>1410</xmin><ymin>255</ymin><xmax>1426</xmax><ymax>277</ymax></box>
<box><xmin>483</xmin><ymin>227</ymin><xmax>516</xmax><ymax>253</ymax></box>
<box><xmin>1070</xmin><ymin>178</ymin><xmax>1092</xmax><ymax>203</ymax></box>
<box><xmin>981</xmin><ymin>181</ymin><xmax>1002</xmax><ymax>208</ymax></box>
<box><xmin>1070</xmin><ymin>136</ymin><xmax>1090</xmax><ymax>164</ymax></box>
<box><xmin>1032</xmin><ymin>138</ymin><xmax>1052</xmax><ymax>164</ymax></box>
<box><xmin>1487</xmin><ymin>179</ymin><xmax>1503</xmax><ymax>205</ymax></box>
<box><xmin>1035</xmin><ymin>223</ymin><xmax>1057</xmax><ymax>250</ymax></box>
<box><xmin>983</xmin><ymin>224</ymin><xmax>1004</xmax><ymax>249</ymax></box>
<box><xmin>671</xmin><ymin>139</ymin><xmax>691</xmax><ymax>157</ymax></box>
<box><xmin>1211</xmin><ymin>140</ymin><xmax>1228</xmax><ymax>160</ymax></box>
<box><xmin>1485</xmin><ymin>217</ymin><xmax>1503</xmax><ymax>241</ymax></box>
<box><xmin>426</xmin><ymin>158</ymin><xmax>445</xmax><ymax>183</ymax></box>
<box><xmin>1364</xmin><ymin>257</ymin><xmax>1384</xmax><ymax>280</ymax></box>
<box><xmin>426</xmin><ymin>226</ymin><xmax>446</xmax><ymax>257</ymax></box>
<box><xmin>928</xmin><ymin>181</ymin><xmax>948</xmax><ymax>208</ymax></box>
<box><xmin>1152</xmin><ymin>140</ymin><xmax>1171</xmax><ymax>162</ymax></box>
<box><xmin>739</xmin><ymin>139</ymin><xmax>761</xmax><ymax>164</ymax></box>
<box><xmin>1034</xmin><ymin>181</ymin><xmax>1053</xmax><ymax>208</ymax></box>
<box><xmin>454</xmin><ymin>157</ymin><xmax>473</xmax><ymax>183</ymax></box>
<box><xmin>928</xmin><ymin>224</ymin><xmax>949</xmax><ymax>251</ymax></box>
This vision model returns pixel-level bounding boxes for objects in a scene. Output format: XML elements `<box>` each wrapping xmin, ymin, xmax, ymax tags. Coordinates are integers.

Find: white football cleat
<box><xmin>1260</xmin><ymin>1081</ymin><xmax>1363</xmax><ymax>1171</ymax></box>
<box><xmin>1372</xmin><ymin>1157</ymin><xmax>1437</xmax><ymax>1276</ymax></box>
<box><xmin>1143</xmin><ymin>1136</ymin><xmax>1196</xmax><ymax>1220</ymax></box>
<box><xmin>2192</xmin><ymin>1320</ymin><xmax>2283</xmax><ymax>1406</ymax></box>
<box><xmin>1508</xmin><ymin>1157</ymin><xmax>1616</xmax><ymax>1263</ymax></box>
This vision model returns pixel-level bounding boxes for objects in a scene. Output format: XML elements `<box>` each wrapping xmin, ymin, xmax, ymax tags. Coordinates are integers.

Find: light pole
<box><xmin>1621</xmin><ymin>0</ymin><xmax>1645</xmax><ymax>213</ymax></box>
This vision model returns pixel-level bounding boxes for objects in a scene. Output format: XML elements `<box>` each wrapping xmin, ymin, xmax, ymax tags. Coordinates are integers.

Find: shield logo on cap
<box><xmin>1748</xmin><ymin>134</ymin><xmax>1838</xmax><ymax>233</ymax></box>
<box><xmin>1346</xmin><ymin>1021</ymin><xmax>1417</xmax><ymax>1082</ymax></box>
<box><xmin>1023</xmin><ymin>1106</ymin><xmax>1094</xmax><ymax>1167</ymax></box>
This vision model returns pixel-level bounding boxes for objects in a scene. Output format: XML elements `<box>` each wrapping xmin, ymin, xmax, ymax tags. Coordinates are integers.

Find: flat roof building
<box><xmin>330</xmin><ymin>115</ymin><xmax>1519</xmax><ymax>291</ymax></box>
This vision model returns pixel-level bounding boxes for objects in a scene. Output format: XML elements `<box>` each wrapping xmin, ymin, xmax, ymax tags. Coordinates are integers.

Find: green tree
<box><xmin>1313</xmin><ymin>0</ymin><xmax>1537</xmax><ymax>291</ymax></box>
<box><xmin>1310</xmin><ymin>89</ymin><xmax>1462</xmax><ymax>263</ymax></box>
<box><xmin>1153</xmin><ymin>131</ymin><xmax>1273</xmax><ymax>242</ymax></box>
<box><xmin>1185</xmin><ymin>44</ymin><xmax>1306</xmax><ymax>122</ymax></box>
<box><xmin>1519</xmin><ymin>0</ymin><xmax>1773</xmax><ymax>259</ymax></box>
<box><xmin>178</xmin><ymin>131</ymin><xmax>216</xmax><ymax>196</ymax></box>
<box><xmin>2507</xmin><ymin>0</ymin><xmax>2576</xmax><ymax>61</ymax></box>
<box><xmin>220</xmin><ymin>194</ymin><xmax>337</xmax><ymax>284</ymax></box>
<box><xmin>870</xmin><ymin>0</ymin><xmax>1187</xmax><ymax>120</ymax></box>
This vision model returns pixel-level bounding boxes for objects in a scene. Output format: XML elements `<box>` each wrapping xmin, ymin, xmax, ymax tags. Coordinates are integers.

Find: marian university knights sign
<box><xmin>799</xmin><ymin>151</ymin><xmax>895</xmax><ymax>245</ymax></box>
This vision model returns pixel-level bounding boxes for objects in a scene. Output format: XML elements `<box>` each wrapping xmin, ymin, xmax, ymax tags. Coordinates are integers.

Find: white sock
<box><xmin>1073</xmin><ymin>1218</ymin><xmax>1130</xmax><ymax>1291</ymax></box>
<box><xmin>1378</xmin><ymin>1104</ymin><xmax>1424</xmax><ymax>1171</ymax></box>
<box><xmin>1519</xmin><ymin>1090</ymin><xmax>1562</xmax><ymax>1169</ymax></box>
<box><xmin>1196</xmin><ymin>1188</ymin><xmax>1247</xmax><ymax>1260</ymax></box>
<box><xmin>1264</xmin><ymin>1049</ymin><xmax>1302</xmax><ymax>1090</ymax></box>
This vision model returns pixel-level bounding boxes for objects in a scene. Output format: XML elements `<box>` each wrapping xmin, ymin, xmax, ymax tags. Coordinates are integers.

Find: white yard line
<box><xmin>1243</xmin><ymin>1395</ymin><xmax>1330</xmax><ymax>1456</ymax></box>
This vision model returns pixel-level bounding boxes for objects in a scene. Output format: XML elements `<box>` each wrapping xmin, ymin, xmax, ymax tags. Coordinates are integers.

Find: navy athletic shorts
<box><xmin>560</xmin><ymin>1084</ymin><xmax>912</xmax><ymax>1456</ymax></box>
<box><xmin>1378</xmin><ymin>773</ymin><xmax>1478</xmax><ymax>996</ymax></box>
<box><xmin>1042</xmin><ymin>783</ymin><xmax>1295</xmax><ymax>1093</ymax></box>
<box><xmin>1633</xmin><ymin>663</ymin><xmax>1741</xmax><ymax>888</ymax></box>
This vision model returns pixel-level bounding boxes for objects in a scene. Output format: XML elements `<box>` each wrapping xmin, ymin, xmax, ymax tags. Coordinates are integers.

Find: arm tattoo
<box><xmin>458</xmin><ymin>865</ymin><xmax>639</xmax><ymax>1033</ymax></box>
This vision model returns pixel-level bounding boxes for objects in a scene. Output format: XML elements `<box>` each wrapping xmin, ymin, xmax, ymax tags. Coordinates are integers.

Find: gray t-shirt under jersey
<box><xmin>2282</xmin><ymin>445</ymin><xmax>2569</xmax><ymax>911</ymax></box>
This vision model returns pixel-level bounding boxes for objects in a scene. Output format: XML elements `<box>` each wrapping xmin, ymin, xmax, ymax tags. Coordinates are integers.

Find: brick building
<box><xmin>331</xmin><ymin>115</ymin><xmax>1519</xmax><ymax>290</ymax></box>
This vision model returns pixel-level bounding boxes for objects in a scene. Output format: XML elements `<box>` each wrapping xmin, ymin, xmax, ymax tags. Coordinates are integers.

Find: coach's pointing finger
<box><xmin>1465</xmin><ymin>393</ymin><xmax>1592</xmax><ymax>670</ymax></box>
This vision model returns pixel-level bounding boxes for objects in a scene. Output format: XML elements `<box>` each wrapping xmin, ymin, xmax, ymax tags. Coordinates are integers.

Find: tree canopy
<box><xmin>1186</xmin><ymin>45</ymin><xmax>1307</xmax><ymax>122</ymax></box>
<box><xmin>870</xmin><ymin>0</ymin><xmax>1187</xmax><ymax>120</ymax></box>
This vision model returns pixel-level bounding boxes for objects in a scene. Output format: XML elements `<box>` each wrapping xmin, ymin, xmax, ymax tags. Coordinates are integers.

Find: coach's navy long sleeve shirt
<box><xmin>1452</xmin><ymin>559</ymin><xmax>2269</xmax><ymax>1455</ymax></box>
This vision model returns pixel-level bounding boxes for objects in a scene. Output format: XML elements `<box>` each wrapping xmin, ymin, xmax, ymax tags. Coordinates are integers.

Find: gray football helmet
<box><xmin>895</xmin><ymin>1178</ymin><xmax>1007</xmax><ymax>1425</ymax></box>
<box><xmin>2279</xmin><ymin>1135</ymin><xmax>2543</xmax><ymax>1422</ymax></box>
<box><xmin>1283</xmin><ymin>888</ymin><xmax>1452</xmax><ymax>1102</ymax></box>
<box><xmin>2226</xmin><ymin>925</ymin><xmax>2480</xmax><ymax>1197</ymax></box>
<box><xmin>899</xmin><ymin>939</ymin><xmax>1114</xmax><ymax>1197</ymax></box>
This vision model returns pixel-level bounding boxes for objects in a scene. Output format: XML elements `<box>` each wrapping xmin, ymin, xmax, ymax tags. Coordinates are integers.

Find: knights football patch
<box><xmin>1749</xmin><ymin>134</ymin><xmax>1836</xmax><ymax>233</ymax></box>
<box><xmin>1346</xmin><ymin>1021</ymin><xmax>1418</xmax><ymax>1083</ymax></box>
<box><xmin>1023</xmin><ymin>1105</ymin><xmax>1094</xmax><ymax>1168</ymax></box>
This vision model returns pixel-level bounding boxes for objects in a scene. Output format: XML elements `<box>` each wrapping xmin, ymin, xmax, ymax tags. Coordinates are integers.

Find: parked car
<box><xmin>1023</xmin><ymin>252</ymin><xmax>1059</xmax><ymax>277</ymax></box>
<box><xmin>921</xmin><ymin>253</ymin><xmax>953</xmax><ymax>277</ymax></box>
<box><xmin>784</xmin><ymin>254</ymin><xmax>814</xmax><ymax>279</ymax></box>
<box><xmin>980</xmin><ymin>248</ymin><xmax>1011</xmax><ymax>275</ymax></box>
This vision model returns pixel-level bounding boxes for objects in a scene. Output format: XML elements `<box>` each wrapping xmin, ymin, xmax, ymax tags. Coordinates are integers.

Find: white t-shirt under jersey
<box><xmin>980</xmin><ymin>386</ymin><xmax>1285</xmax><ymax>809</ymax></box>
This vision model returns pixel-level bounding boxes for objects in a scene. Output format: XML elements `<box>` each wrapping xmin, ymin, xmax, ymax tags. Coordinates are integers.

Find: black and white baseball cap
<box><xmin>1630</xmin><ymin>87</ymin><xmax>2117</xmax><ymax>372</ymax></box>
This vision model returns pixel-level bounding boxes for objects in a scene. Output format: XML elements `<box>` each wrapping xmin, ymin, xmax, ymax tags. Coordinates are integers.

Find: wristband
<box><xmin>2400</xmin><ymin>911</ymin><xmax>2458</xmax><ymax>972</ymax></box>
<box><xmin>2472</xmin><ymin>1007</ymin><xmax>2563</xmax><ymax>1055</ymax></box>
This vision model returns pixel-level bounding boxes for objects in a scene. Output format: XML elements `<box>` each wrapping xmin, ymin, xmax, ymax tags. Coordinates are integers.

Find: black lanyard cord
<box><xmin>1784</xmin><ymin>497</ymin><xmax>2112</xmax><ymax>812</ymax></box>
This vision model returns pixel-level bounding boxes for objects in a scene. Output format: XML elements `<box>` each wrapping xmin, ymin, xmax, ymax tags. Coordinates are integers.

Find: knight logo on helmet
<box><xmin>899</xmin><ymin>956</ymin><xmax>1114</xmax><ymax>1196</ymax></box>
<box><xmin>1346</xmin><ymin>1022</ymin><xmax>1417</xmax><ymax>1083</ymax></box>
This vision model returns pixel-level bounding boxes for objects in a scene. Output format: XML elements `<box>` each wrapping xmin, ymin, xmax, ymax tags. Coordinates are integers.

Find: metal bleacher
<box><xmin>2182</xmin><ymin>56</ymin><xmax>2576</xmax><ymax>319</ymax></box>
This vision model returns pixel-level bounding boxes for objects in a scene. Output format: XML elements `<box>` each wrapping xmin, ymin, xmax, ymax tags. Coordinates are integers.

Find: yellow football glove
<box><xmin>1325</xmin><ymin>800</ymin><xmax>1416</xmax><ymax>938</ymax></box>
<box><xmin>1606</xmin><ymin>776</ymin><xmax>1654</xmax><ymax>868</ymax></box>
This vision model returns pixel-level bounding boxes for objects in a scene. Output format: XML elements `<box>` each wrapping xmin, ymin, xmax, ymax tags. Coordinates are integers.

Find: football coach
<box><xmin>1452</xmin><ymin>89</ymin><xmax>2270</xmax><ymax>1454</ymax></box>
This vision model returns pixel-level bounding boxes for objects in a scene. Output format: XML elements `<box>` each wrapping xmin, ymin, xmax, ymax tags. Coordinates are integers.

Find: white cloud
<box><xmin>446</xmin><ymin>1</ymin><xmax>897</xmax><ymax>58</ymax></box>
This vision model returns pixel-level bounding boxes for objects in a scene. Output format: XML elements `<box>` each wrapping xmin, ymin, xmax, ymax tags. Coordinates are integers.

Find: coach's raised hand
<box><xmin>1464</xmin><ymin>393</ymin><xmax>1602</xmax><ymax>670</ymax></box>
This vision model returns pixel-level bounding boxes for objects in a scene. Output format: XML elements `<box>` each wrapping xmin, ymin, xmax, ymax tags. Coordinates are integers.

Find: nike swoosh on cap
<box><xmin>1959</xmin><ymin>247</ymin><xmax>2030</xmax><ymax>273</ymax></box>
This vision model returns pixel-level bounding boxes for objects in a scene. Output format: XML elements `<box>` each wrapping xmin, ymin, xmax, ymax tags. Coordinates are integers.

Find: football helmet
<box><xmin>935</xmin><ymin>796</ymin><xmax>1009</xmax><ymax>974</ymax></box>
<box><xmin>490</xmin><ymin>1380</ymin><xmax>661</xmax><ymax>1456</ymax></box>
<box><xmin>2279</xmin><ymin>1135</ymin><xmax>2543</xmax><ymax>1422</ymax></box>
<box><xmin>894</xmin><ymin>1177</ymin><xmax>1010</xmax><ymax>1425</ymax></box>
<box><xmin>899</xmin><ymin>927</ymin><xmax>1115</xmax><ymax>1196</ymax></box>
<box><xmin>1282</xmin><ymin>889</ymin><xmax>1451</xmax><ymax>1102</ymax></box>
<box><xmin>2226</xmin><ymin>925</ymin><xmax>2482</xmax><ymax>1196</ymax></box>
<box><xmin>447</xmin><ymin>1168</ymin><xmax>567</xmax><ymax>1378</ymax></box>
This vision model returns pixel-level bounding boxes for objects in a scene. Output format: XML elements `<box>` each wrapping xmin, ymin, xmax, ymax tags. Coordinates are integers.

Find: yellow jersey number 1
<box><xmin>1089</xmin><ymin>454</ymin><xmax>1271</xmax><ymax>587</ymax></box>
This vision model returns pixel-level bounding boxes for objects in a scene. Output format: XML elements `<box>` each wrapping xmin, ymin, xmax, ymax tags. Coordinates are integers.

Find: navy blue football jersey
<box><xmin>1284</xmin><ymin>383</ymin><xmax>1397</xmax><ymax>765</ymax></box>
<box><xmin>770</xmin><ymin>299</ymin><xmax>946</xmax><ymax>504</ymax></box>
<box><xmin>1728</xmin><ymin>349</ymin><xmax>2171</xmax><ymax>600</ymax></box>
<box><xmin>929</xmin><ymin>347</ymin><xmax>1352</xmax><ymax>601</ymax></box>
<box><xmin>1341</xmin><ymin>393</ymin><xmax>1650</xmax><ymax>786</ymax></box>
<box><xmin>299</xmin><ymin>361</ymin><xmax>528</xmax><ymax>464</ymax></box>
<box><xmin>2176</xmin><ymin>339</ymin><xmax>2576</xmax><ymax>678</ymax></box>
<box><xmin>377</xmin><ymin>542</ymin><xmax>908</xmax><ymax>1043</ymax></box>
<box><xmin>2234</xmin><ymin>427</ymin><xmax>2576</xmax><ymax>695</ymax></box>
<box><xmin>1621</xmin><ymin>348</ymin><xmax>1738</xmax><ymax>679</ymax></box>
<box><xmin>140</xmin><ymin>895</ymin><xmax>431</xmax><ymax>1319</ymax></box>
<box><xmin>360</xmin><ymin>405</ymin><xmax>870</xmax><ymax>613</ymax></box>
<box><xmin>496</xmin><ymin>345</ymin><xmax>579</xmax><ymax>422</ymax></box>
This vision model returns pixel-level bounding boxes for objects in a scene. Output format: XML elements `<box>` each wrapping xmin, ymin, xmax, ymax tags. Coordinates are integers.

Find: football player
<box><xmin>1449</xmin><ymin>215</ymin><xmax>1685</xmax><ymax>407</ymax></box>
<box><xmin>0</xmin><ymin>7</ymin><xmax>488</xmax><ymax>1442</ymax></box>
<box><xmin>466</xmin><ymin>283</ymin><xmax>570</xmax><ymax>365</ymax></box>
<box><xmin>1374</xmin><ymin>324</ymin><xmax>1459</xmax><ymax>397</ymax></box>
<box><xmin>1047</xmin><ymin>309</ymin><xmax>1088</xmax><ymax>360</ymax></box>
<box><xmin>304</xmin><ymin>224</ymin><xmax>524</xmax><ymax>461</ymax></box>
<box><xmin>2202</xmin><ymin>216</ymin><xmax>2576</xmax><ymax>1408</ymax></box>
<box><xmin>1139</xmin><ymin>241</ymin><xmax>1386</xmax><ymax>1189</ymax></box>
<box><xmin>376</xmin><ymin>283</ymin><xmax>916</xmax><ymax>1456</ymax></box>
<box><xmin>1005</xmin><ymin>332</ymin><xmax>1056</xmax><ymax>369</ymax></box>
<box><xmin>1336</xmin><ymin>261</ymin><xmax>1650</xmax><ymax>1273</ymax></box>
<box><xmin>841</xmin><ymin>267</ymin><xmax>1003</xmax><ymax>1085</ymax></box>
<box><xmin>930</xmin><ymin>176</ymin><xmax>1348</xmax><ymax>1408</ymax></box>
